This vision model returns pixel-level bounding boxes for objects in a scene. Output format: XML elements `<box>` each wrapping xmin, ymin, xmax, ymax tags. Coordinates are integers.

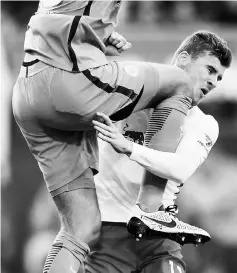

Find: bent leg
<box><xmin>30</xmin><ymin>62</ymin><xmax>193</xmax><ymax>129</ymax></box>
<box><xmin>110</xmin><ymin>61</ymin><xmax>193</xmax><ymax>121</ymax></box>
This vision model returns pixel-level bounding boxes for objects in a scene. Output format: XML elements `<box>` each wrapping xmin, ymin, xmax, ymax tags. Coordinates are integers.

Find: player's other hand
<box><xmin>106</xmin><ymin>31</ymin><xmax>132</xmax><ymax>55</ymax></box>
<box><xmin>92</xmin><ymin>112</ymin><xmax>133</xmax><ymax>156</ymax></box>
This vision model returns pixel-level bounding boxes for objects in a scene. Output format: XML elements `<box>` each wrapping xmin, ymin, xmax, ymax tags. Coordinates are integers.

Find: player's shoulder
<box><xmin>191</xmin><ymin>106</ymin><xmax>219</xmax><ymax>140</ymax></box>
<box><xmin>194</xmin><ymin>107</ymin><xmax>218</xmax><ymax>127</ymax></box>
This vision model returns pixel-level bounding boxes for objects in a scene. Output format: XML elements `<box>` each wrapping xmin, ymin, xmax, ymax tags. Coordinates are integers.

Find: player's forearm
<box><xmin>129</xmin><ymin>143</ymin><xmax>200</xmax><ymax>183</ymax></box>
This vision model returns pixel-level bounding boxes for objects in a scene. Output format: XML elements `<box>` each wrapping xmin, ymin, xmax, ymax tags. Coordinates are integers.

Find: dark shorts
<box><xmin>85</xmin><ymin>222</ymin><xmax>186</xmax><ymax>273</ymax></box>
<box><xmin>12</xmin><ymin>60</ymin><xmax>160</xmax><ymax>194</ymax></box>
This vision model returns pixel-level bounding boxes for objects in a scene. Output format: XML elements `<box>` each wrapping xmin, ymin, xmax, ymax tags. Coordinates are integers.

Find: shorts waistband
<box><xmin>20</xmin><ymin>60</ymin><xmax>50</xmax><ymax>77</ymax></box>
<box><xmin>102</xmin><ymin>221</ymin><xmax>127</xmax><ymax>227</ymax></box>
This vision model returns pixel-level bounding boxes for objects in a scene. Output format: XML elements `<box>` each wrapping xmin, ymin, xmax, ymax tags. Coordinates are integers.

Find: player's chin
<box><xmin>193</xmin><ymin>92</ymin><xmax>205</xmax><ymax>105</ymax></box>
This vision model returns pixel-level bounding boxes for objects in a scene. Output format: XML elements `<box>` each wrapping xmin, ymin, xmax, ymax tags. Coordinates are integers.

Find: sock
<box><xmin>43</xmin><ymin>230</ymin><xmax>90</xmax><ymax>273</ymax></box>
<box><xmin>137</xmin><ymin>202</ymin><xmax>152</xmax><ymax>213</ymax></box>
<box><xmin>137</xmin><ymin>95</ymin><xmax>192</xmax><ymax>211</ymax></box>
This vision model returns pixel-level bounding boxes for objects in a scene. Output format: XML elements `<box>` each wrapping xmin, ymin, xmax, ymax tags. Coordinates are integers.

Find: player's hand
<box><xmin>92</xmin><ymin>112</ymin><xmax>133</xmax><ymax>156</ymax></box>
<box><xmin>105</xmin><ymin>45</ymin><xmax>121</xmax><ymax>56</ymax></box>
<box><xmin>107</xmin><ymin>31</ymin><xmax>132</xmax><ymax>54</ymax></box>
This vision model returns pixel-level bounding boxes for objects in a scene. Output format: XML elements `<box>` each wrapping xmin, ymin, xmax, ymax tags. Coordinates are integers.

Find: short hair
<box><xmin>172</xmin><ymin>30</ymin><xmax>232</xmax><ymax>68</ymax></box>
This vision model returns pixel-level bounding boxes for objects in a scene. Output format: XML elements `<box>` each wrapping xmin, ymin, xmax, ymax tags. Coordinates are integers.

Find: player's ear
<box><xmin>177</xmin><ymin>51</ymin><xmax>191</xmax><ymax>69</ymax></box>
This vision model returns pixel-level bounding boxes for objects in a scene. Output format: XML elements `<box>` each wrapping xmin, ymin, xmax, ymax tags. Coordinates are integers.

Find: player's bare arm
<box><xmin>93</xmin><ymin>112</ymin><xmax>218</xmax><ymax>183</ymax></box>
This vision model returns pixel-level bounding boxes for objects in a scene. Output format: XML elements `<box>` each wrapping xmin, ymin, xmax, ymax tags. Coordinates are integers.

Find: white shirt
<box><xmin>95</xmin><ymin>107</ymin><xmax>219</xmax><ymax>222</ymax></box>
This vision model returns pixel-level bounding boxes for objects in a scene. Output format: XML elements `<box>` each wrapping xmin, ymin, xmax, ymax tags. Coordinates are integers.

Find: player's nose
<box><xmin>207</xmin><ymin>78</ymin><xmax>217</xmax><ymax>91</ymax></box>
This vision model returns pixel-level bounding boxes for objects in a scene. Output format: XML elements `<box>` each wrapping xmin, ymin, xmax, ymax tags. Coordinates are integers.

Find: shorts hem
<box><xmin>49</xmin><ymin>163</ymin><xmax>97</xmax><ymax>197</ymax></box>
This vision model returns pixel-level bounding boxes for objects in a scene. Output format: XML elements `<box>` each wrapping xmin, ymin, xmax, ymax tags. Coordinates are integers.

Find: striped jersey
<box><xmin>23</xmin><ymin>0</ymin><xmax>122</xmax><ymax>71</ymax></box>
<box><xmin>95</xmin><ymin>107</ymin><xmax>219</xmax><ymax>222</ymax></box>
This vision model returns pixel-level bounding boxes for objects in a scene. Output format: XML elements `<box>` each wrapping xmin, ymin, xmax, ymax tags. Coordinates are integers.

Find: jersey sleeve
<box><xmin>129</xmin><ymin>114</ymin><xmax>219</xmax><ymax>183</ymax></box>
<box><xmin>177</xmin><ymin>115</ymin><xmax>219</xmax><ymax>165</ymax></box>
<box><xmin>197</xmin><ymin>115</ymin><xmax>219</xmax><ymax>156</ymax></box>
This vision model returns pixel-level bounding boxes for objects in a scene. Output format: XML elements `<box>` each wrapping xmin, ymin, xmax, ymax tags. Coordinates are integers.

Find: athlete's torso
<box><xmin>24</xmin><ymin>0</ymin><xmax>122</xmax><ymax>71</ymax></box>
<box><xmin>95</xmin><ymin>106</ymin><xmax>218</xmax><ymax>222</ymax></box>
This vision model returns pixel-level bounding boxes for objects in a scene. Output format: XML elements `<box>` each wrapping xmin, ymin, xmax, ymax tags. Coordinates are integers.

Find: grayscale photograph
<box><xmin>1</xmin><ymin>1</ymin><xmax>237</xmax><ymax>273</ymax></box>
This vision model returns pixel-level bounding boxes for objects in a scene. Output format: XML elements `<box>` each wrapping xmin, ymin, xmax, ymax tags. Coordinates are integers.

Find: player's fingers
<box><xmin>115</xmin><ymin>40</ymin><xmax>126</xmax><ymax>49</ymax></box>
<box><xmin>121</xmin><ymin>42</ymin><xmax>132</xmax><ymax>51</ymax></box>
<box><xmin>94</xmin><ymin>125</ymin><xmax>113</xmax><ymax>138</ymax></box>
<box><xmin>92</xmin><ymin>120</ymin><xmax>114</xmax><ymax>132</ymax></box>
<box><xmin>97</xmin><ymin>133</ymin><xmax>112</xmax><ymax>143</ymax></box>
<box><xmin>108</xmin><ymin>32</ymin><xmax>120</xmax><ymax>45</ymax></box>
<box><xmin>96</xmin><ymin>112</ymin><xmax>115</xmax><ymax>127</ymax></box>
<box><xmin>109</xmin><ymin>37</ymin><xmax>119</xmax><ymax>46</ymax></box>
<box><xmin>109</xmin><ymin>32</ymin><xmax>126</xmax><ymax>47</ymax></box>
<box><xmin>110</xmin><ymin>31</ymin><xmax>121</xmax><ymax>40</ymax></box>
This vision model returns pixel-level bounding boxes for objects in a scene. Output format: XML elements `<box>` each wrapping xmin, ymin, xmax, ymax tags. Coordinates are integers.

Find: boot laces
<box><xmin>165</xmin><ymin>204</ymin><xmax>179</xmax><ymax>216</ymax></box>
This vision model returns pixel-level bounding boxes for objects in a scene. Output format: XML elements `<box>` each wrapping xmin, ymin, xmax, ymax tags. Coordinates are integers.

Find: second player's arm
<box><xmin>130</xmin><ymin>122</ymin><xmax>218</xmax><ymax>183</ymax></box>
<box><xmin>93</xmin><ymin>112</ymin><xmax>219</xmax><ymax>184</ymax></box>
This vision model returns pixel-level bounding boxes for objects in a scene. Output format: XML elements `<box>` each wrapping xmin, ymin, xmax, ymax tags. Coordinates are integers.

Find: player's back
<box><xmin>24</xmin><ymin>0</ymin><xmax>122</xmax><ymax>71</ymax></box>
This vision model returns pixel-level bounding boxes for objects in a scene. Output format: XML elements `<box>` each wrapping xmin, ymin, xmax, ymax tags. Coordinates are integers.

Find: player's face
<box><xmin>186</xmin><ymin>51</ymin><xmax>225</xmax><ymax>104</ymax></box>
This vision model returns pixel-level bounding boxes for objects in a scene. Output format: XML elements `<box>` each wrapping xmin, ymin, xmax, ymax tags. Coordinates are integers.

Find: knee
<box><xmin>62</xmin><ymin>208</ymin><xmax>102</xmax><ymax>248</ymax></box>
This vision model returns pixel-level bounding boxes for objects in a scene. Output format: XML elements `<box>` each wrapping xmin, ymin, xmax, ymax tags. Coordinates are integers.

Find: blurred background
<box><xmin>1</xmin><ymin>1</ymin><xmax>237</xmax><ymax>273</ymax></box>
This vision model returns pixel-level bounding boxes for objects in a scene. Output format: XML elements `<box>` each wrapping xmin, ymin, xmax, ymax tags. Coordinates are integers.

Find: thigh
<box><xmin>110</xmin><ymin>61</ymin><xmax>189</xmax><ymax>120</ymax></box>
<box><xmin>13</xmin><ymin>67</ymin><xmax>100</xmax><ymax>192</ymax></box>
<box><xmin>27</xmin><ymin>62</ymin><xmax>185</xmax><ymax>130</ymax></box>
<box><xmin>85</xmin><ymin>223</ymin><xmax>136</xmax><ymax>273</ymax></box>
<box><xmin>44</xmin><ymin>63</ymin><xmax>145</xmax><ymax>130</ymax></box>
<box><xmin>137</xmin><ymin>238</ymin><xmax>186</xmax><ymax>273</ymax></box>
<box><xmin>14</xmin><ymin>61</ymin><xmax>187</xmax><ymax>131</ymax></box>
<box><xmin>14</xmin><ymin>64</ymin><xmax>135</xmax><ymax>131</ymax></box>
<box><xmin>17</xmin><ymin>120</ymin><xmax>99</xmax><ymax>193</ymax></box>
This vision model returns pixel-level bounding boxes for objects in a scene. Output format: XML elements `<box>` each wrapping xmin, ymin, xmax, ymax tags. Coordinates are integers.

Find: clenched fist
<box><xmin>105</xmin><ymin>31</ymin><xmax>132</xmax><ymax>56</ymax></box>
